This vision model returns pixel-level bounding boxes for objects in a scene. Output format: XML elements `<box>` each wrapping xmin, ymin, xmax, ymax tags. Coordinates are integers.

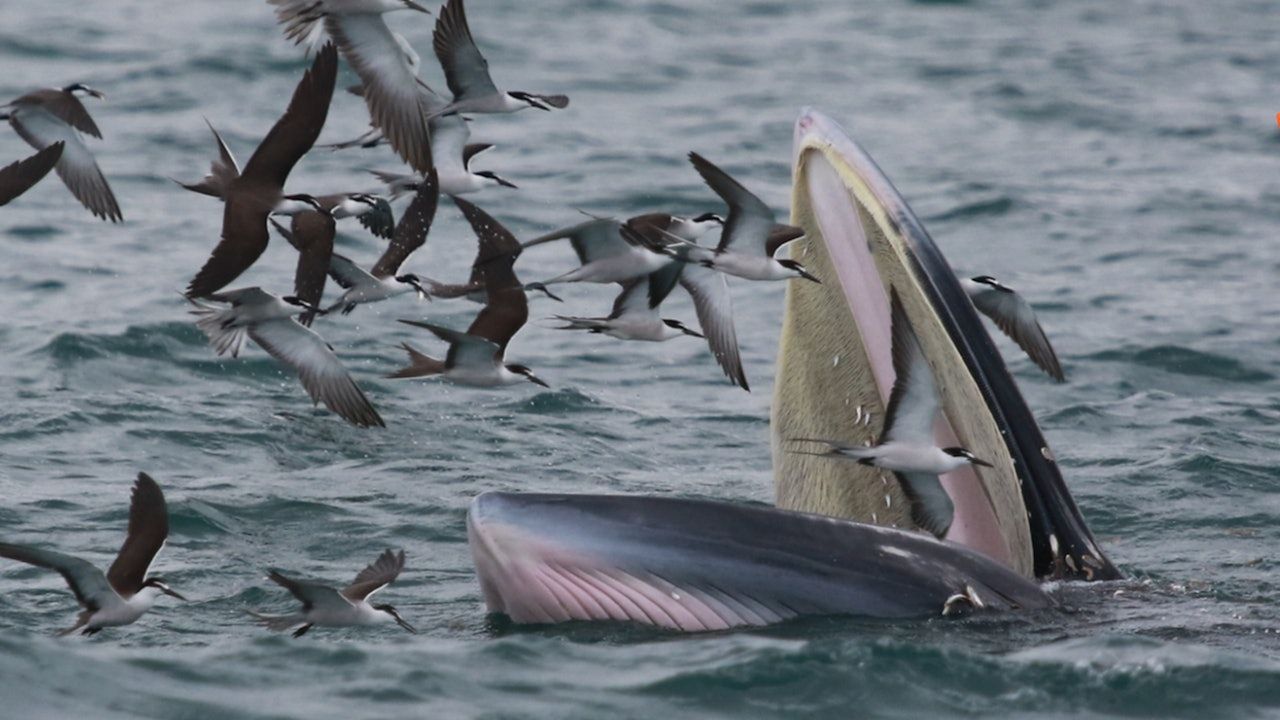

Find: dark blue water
<box><xmin>2</xmin><ymin>1</ymin><xmax>1279</xmax><ymax>717</ymax></box>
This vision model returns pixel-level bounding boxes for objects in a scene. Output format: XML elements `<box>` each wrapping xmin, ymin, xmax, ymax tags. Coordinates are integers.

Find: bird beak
<box><xmin>683</xmin><ymin>327</ymin><xmax>705</xmax><ymax>339</ymax></box>
<box><xmin>970</xmin><ymin>457</ymin><xmax>994</xmax><ymax>468</ymax></box>
<box><xmin>396</xmin><ymin>616</ymin><xmax>418</xmax><ymax>634</ymax></box>
<box><xmin>798</xmin><ymin>268</ymin><xmax>822</xmax><ymax>284</ymax></box>
<box><xmin>523</xmin><ymin>282</ymin><xmax>563</xmax><ymax>302</ymax></box>
<box><xmin>161</xmin><ymin>586</ymin><xmax>188</xmax><ymax>601</ymax></box>
<box><xmin>496</xmin><ymin>176</ymin><xmax>518</xmax><ymax>189</ymax></box>
<box><xmin>528</xmin><ymin>375</ymin><xmax>550</xmax><ymax>388</ymax></box>
<box><xmin>88</xmin><ymin>89</ymin><xmax>106</xmax><ymax>100</ymax></box>
<box><xmin>528</xmin><ymin>98</ymin><xmax>550</xmax><ymax>111</ymax></box>
<box><xmin>403</xmin><ymin>0</ymin><xmax>432</xmax><ymax>14</ymax></box>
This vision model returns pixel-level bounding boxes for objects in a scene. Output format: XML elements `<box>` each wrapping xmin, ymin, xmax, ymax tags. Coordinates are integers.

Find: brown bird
<box><xmin>0</xmin><ymin>84</ymin><xmax>121</xmax><ymax>221</ymax></box>
<box><xmin>185</xmin><ymin>44</ymin><xmax>339</xmax><ymax>298</ymax></box>
<box><xmin>0</xmin><ymin>142</ymin><xmax>64</xmax><ymax>207</ymax></box>
<box><xmin>389</xmin><ymin>196</ymin><xmax>547</xmax><ymax>388</ymax></box>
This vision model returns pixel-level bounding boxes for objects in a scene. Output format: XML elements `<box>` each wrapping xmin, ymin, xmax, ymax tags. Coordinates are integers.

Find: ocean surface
<box><xmin>2</xmin><ymin>0</ymin><xmax>1279</xmax><ymax>717</ymax></box>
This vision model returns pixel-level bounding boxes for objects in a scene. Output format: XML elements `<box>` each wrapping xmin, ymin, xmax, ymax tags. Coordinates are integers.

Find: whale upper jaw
<box><xmin>781</xmin><ymin>108</ymin><xmax>1117</xmax><ymax>582</ymax></box>
<box><xmin>468</xmin><ymin>491</ymin><xmax>1055</xmax><ymax>632</ymax></box>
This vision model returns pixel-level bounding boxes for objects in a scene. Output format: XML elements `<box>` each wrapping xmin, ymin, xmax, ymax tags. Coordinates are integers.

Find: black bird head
<box><xmin>778</xmin><ymin>259</ymin><xmax>821</xmax><ymax>284</ymax></box>
<box><xmin>373</xmin><ymin>603</ymin><xmax>417</xmax><ymax>633</ymax></box>
<box><xmin>62</xmin><ymin>83</ymin><xmax>105</xmax><ymax>99</ymax></box>
<box><xmin>142</xmin><ymin>576</ymin><xmax>187</xmax><ymax>601</ymax></box>
<box><xmin>942</xmin><ymin>447</ymin><xmax>993</xmax><ymax>468</ymax></box>
<box><xmin>505</xmin><ymin>363</ymin><xmax>549</xmax><ymax>388</ymax></box>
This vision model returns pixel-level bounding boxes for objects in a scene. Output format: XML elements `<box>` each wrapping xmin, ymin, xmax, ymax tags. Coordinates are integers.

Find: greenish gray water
<box><xmin>2</xmin><ymin>1</ymin><xmax>1279</xmax><ymax>717</ymax></box>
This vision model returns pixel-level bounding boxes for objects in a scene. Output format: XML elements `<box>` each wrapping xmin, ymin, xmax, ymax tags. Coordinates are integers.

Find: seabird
<box><xmin>249</xmin><ymin>549</ymin><xmax>415</xmax><ymax>637</ymax></box>
<box><xmin>336</xmin><ymin>81</ymin><xmax>517</xmax><ymax>196</ymax></box>
<box><xmin>0</xmin><ymin>473</ymin><xmax>185</xmax><ymax>636</ymax></box>
<box><xmin>268</xmin><ymin>210</ymin><xmax>338</xmax><ymax>327</ymax></box>
<box><xmin>960</xmin><ymin>275</ymin><xmax>1065</xmax><ymax>382</ymax></box>
<box><xmin>0</xmin><ymin>84</ymin><xmax>121</xmax><ymax>222</ymax></box>
<box><xmin>429</xmin><ymin>0</ymin><xmax>569</xmax><ymax>117</ymax></box>
<box><xmin>0</xmin><ymin>142</ymin><xmax>63</xmax><ymax>207</ymax></box>
<box><xmin>185</xmin><ymin>44</ymin><xmax>339</xmax><ymax>298</ymax></box>
<box><xmin>389</xmin><ymin>196</ymin><xmax>548</xmax><ymax>388</ymax></box>
<box><xmin>521</xmin><ymin>212</ymin><xmax>709</xmax><ymax>287</ymax></box>
<box><xmin>268</xmin><ymin>0</ymin><xmax>435</xmax><ymax>173</ymax></box>
<box><xmin>789</xmin><ymin>289</ymin><xmax>992</xmax><ymax>539</ymax></box>
<box><xmin>618</xmin><ymin>222</ymin><xmax>749</xmax><ymax>390</ymax></box>
<box><xmin>554</xmin><ymin>274</ymin><xmax>703</xmax><ymax>342</ymax></box>
<box><xmin>667</xmin><ymin>153</ymin><xmax>818</xmax><ymax>283</ymax></box>
<box><xmin>188</xmin><ymin>287</ymin><xmax>385</xmax><ymax>428</ymax></box>
<box><xmin>323</xmin><ymin>170</ymin><xmax>439</xmax><ymax>314</ymax></box>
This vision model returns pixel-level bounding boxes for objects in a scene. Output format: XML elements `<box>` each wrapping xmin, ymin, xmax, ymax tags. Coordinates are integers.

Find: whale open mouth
<box><xmin>467</xmin><ymin>108</ymin><xmax>1118</xmax><ymax>632</ymax></box>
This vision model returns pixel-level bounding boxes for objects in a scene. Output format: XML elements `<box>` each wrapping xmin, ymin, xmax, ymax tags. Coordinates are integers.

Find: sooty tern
<box><xmin>429</xmin><ymin>0</ymin><xmax>568</xmax><ymax>117</ymax></box>
<box><xmin>389</xmin><ymin>196</ymin><xmax>547</xmax><ymax>388</ymax></box>
<box><xmin>666</xmin><ymin>153</ymin><xmax>816</xmax><ymax>283</ymax></box>
<box><xmin>0</xmin><ymin>84</ymin><xmax>121</xmax><ymax>221</ymax></box>
<box><xmin>961</xmin><ymin>275</ymin><xmax>1065</xmax><ymax>382</ymax></box>
<box><xmin>250</xmin><ymin>549</ymin><xmax>415</xmax><ymax>637</ymax></box>
<box><xmin>269</xmin><ymin>0</ymin><xmax>434</xmax><ymax>172</ymax></box>
<box><xmin>185</xmin><ymin>45</ymin><xmax>338</xmax><ymax>298</ymax></box>
<box><xmin>0</xmin><ymin>473</ymin><xmax>185</xmax><ymax>636</ymax></box>
<box><xmin>790</xmin><ymin>289</ymin><xmax>992</xmax><ymax>539</ymax></box>
<box><xmin>324</xmin><ymin>169</ymin><xmax>439</xmax><ymax>314</ymax></box>
<box><xmin>188</xmin><ymin>287</ymin><xmax>384</xmax><ymax>428</ymax></box>
<box><xmin>0</xmin><ymin>142</ymin><xmax>63</xmax><ymax>207</ymax></box>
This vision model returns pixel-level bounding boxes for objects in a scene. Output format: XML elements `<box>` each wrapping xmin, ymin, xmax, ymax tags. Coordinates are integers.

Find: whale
<box><xmin>467</xmin><ymin>108</ymin><xmax>1119</xmax><ymax>631</ymax></box>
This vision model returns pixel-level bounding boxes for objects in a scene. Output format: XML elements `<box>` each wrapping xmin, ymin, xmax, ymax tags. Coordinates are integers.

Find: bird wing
<box><xmin>433</xmin><ymin>0</ymin><xmax>499</xmax><ymax>101</ymax></box>
<box><xmin>679</xmin><ymin>263</ymin><xmax>748</xmax><ymax>390</ymax></box>
<box><xmin>688</xmin><ymin>152</ymin><xmax>773</xmax><ymax>256</ymax></box>
<box><xmin>326</xmin><ymin>15</ymin><xmax>433</xmax><ymax>173</ymax></box>
<box><xmin>429</xmin><ymin>113</ymin><xmax>469</xmax><ymax>177</ymax></box>
<box><xmin>881</xmin><ymin>289</ymin><xmax>939</xmax><ymax>445</ymax></box>
<box><xmin>240</xmin><ymin>43</ymin><xmax>338</xmax><ymax>188</ymax></box>
<box><xmin>327</xmin><ymin>252</ymin><xmax>378</xmax><ymax>290</ymax></box>
<box><xmin>248</xmin><ymin>318</ymin><xmax>385</xmax><ymax>428</ymax></box>
<box><xmin>894</xmin><ymin>471</ymin><xmax>954</xmax><ymax>540</ymax></box>
<box><xmin>607</xmin><ymin>278</ymin><xmax>655</xmax><ymax>320</ymax></box>
<box><xmin>22</xmin><ymin>88</ymin><xmax>102</xmax><ymax>139</ymax></box>
<box><xmin>461</xmin><ymin>142</ymin><xmax>493</xmax><ymax>169</ymax></box>
<box><xmin>287</xmin><ymin>211</ymin><xmax>336</xmax><ymax>326</ymax></box>
<box><xmin>341</xmin><ymin>549</ymin><xmax>405</xmax><ymax>601</ymax></box>
<box><xmin>105</xmin><ymin>472</ymin><xmax>170</xmax><ymax>598</ymax></box>
<box><xmin>644</xmin><ymin>259</ymin><xmax>684</xmax><ymax>309</ymax></box>
<box><xmin>523</xmin><ymin>219</ymin><xmax>628</xmax><ymax>265</ymax></box>
<box><xmin>399</xmin><ymin>319</ymin><xmax>503</xmax><ymax>368</ymax></box>
<box><xmin>451</xmin><ymin>194</ymin><xmax>522</xmax><ymax>290</ymax></box>
<box><xmin>968</xmin><ymin>283</ymin><xmax>1065</xmax><ymax>382</ymax></box>
<box><xmin>357</xmin><ymin>196</ymin><xmax>396</xmax><ymax>240</ymax></box>
<box><xmin>0</xmin><ymin>543</ymin><xmax>115</xmax><ymax>612</ymax></box>
<box><xmin>207</xmin><ymin>286</ymin><xmax>277</xmax><ymax>307</ymax></box>
<box><xmin>764</xmin><ymin>223</ymin><xmax>805</xmax><ymax>257</ymax></box>
<box><xmin>371</xmin><ymin>169</ymin><xmax>438</xmax><ymax>278</ymax></box>
<box><xmin>0</xmin><ymin>141</ymin><xmax>63</xmax><ymax>206</ymax></box>
<box><xmin>267</xmin><ymin>570</ymin><xmax>351</xmax><ymax>613</ymax></box>
<box><xmin>8</xmin><ymin>107</ymin><xmax>121</xmax><ymax>221</ymax></box>
<box><xmin>186</xmin><ymin>194</ymin><xmax>271</xmax><ymax>298</ymax></box>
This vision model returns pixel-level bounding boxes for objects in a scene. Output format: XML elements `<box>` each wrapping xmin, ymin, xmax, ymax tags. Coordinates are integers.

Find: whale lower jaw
<box><xmin>468</xmin><ymin>492</ymin><xmax>1054</xmax><ymax>631</ymax></box>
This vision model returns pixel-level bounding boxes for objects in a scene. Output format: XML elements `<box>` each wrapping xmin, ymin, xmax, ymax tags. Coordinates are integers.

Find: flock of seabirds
<box><xmin>0</xmin><ymin>0</ymin><xmax>1068</xmax><ymax>637</ymax></box>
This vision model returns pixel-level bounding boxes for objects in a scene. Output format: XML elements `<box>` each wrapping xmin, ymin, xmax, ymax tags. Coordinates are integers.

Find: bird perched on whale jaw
<box><xmin>0</xmin><ymin>473</ymin><xmax>185</xmax><ymax>636</ymax></box>
<box><xmin>789</xmin><ymin>289</ymin><xmax>992</xmax><ymax>540</ymax></box>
